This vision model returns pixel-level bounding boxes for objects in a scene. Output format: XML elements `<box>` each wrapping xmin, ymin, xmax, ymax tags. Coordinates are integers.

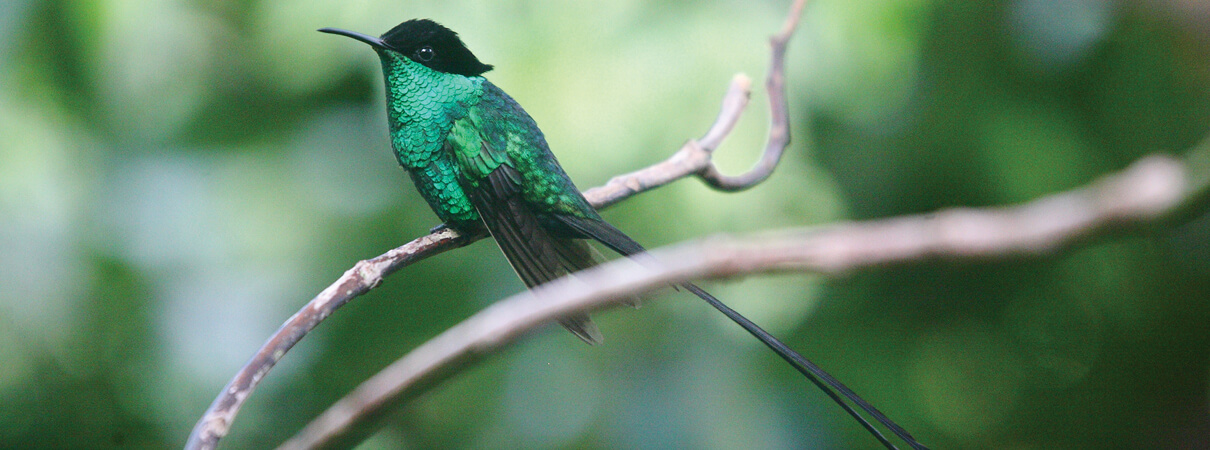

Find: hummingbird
<box><xmin>320</xmin><ymin>20</ymin><xmax>926</xmax><ymax>449</ymax></box>
<box><xmin>319</xmin><ymin>19</ymin><xmax>651</xmax><ymax>343</ymax></box>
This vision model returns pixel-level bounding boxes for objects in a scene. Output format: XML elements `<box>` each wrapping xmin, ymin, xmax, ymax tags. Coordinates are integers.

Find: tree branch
<box><xmin>185</xmin><ymin>1</ymin><xmax>808</xmax><ymax>448</ymax></box>
<box><xmin>279</xmin><ymin>145</ymin><xmax>1208</xmax><ymax>449</ymax></box>
<box><xmin>696</xmin><ymin>0</ymin><xmax>803</xmax><ymax>191</ymax></box>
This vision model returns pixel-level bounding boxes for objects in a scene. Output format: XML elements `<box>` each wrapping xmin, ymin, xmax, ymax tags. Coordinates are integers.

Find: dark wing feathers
<box><xmin>553</xmin><ymin>214</ymin><xmax>647</xmax><ymax>256</ymax></box>
<box><xmin>467</xmin><ymin>164</ymin><xmax>603</xmax><ymax>344</ymax></box>
<box><xmin>457</xmin><ymin>82</ymin><xmax>650</xmax><ymax>344</ymax></box>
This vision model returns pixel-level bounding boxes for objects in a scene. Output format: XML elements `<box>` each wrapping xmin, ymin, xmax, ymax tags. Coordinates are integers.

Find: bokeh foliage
<box><xmin>1</xmin><ymin>0</ymin><xmax>1208</xmax><ymax>448</ymax></box>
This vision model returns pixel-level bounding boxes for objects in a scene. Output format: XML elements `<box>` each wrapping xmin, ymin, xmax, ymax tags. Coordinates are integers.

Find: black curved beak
<box><xmin>318</xmin><ymin>27</ymin><xmax>388</xmax><ymax>50</ymax></box>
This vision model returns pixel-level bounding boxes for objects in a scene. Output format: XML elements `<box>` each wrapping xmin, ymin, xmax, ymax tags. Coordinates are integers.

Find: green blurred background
<box><xmin>2</xmin><ymin>0</ymin><xmax>1209</xmax><ymax>448</ymax></box>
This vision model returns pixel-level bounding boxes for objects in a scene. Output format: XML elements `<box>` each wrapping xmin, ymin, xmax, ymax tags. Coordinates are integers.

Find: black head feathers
<box><xmin>380</xmin><ymin>19</ymin><xmax>493</xmax><ymax>77</ymax></box>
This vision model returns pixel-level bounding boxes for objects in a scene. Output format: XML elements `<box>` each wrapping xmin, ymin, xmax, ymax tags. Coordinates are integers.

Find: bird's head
<box><xmin>320</xmin><ymin>19</ymin><xmax>493</xmax><ymax>77</ymax></box>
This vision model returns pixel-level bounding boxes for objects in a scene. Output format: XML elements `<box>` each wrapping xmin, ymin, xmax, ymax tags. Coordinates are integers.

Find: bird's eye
<box><xmin>415</xmin><ymin>46</ymin><xmax>435</xmax><ymax>62</ymax></box>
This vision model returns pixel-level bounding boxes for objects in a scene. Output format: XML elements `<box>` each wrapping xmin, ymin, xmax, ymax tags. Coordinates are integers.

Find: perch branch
<box><xmin>280</xmin><ymin>146</ymin><xmax>1208</xmax><ymax>449</ymax></box>
<box><xmin>185</xmin><ymin>1</ymin><xmax>808</xmax><ymax>448</ymax></box>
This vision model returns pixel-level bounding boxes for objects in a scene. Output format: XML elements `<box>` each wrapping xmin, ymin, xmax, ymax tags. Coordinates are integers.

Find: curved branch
<box><xmin>184</xmin><ymin>228</ymin><xmax>475</xmax><ymax>450</ymax></box>
<box><xmin>696</xmin><ymin>0</ymin><xmax>805</xmax><ymax>191</ymax></box>
<box><xmin>280</xmin><ymin>148</ymin><xmax>1203</xmax><ymax>449</ymax></box>
<box><xmin>590</xmin><ymin>0</ymin><xmax>806</xmax><ymax>202</ymax></box>
<box><xmin>586</xmin><ymin>74</ymin><xmax>753</xmax><ymax>209</ymax></box>
<box><xmin>185</xmin><ymin>1</ymin><xmax>809</xmax><ymax>448</ymax></box>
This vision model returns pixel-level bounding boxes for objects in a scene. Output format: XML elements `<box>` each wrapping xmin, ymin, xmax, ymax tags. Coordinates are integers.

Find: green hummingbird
<box><xmin>319</xmin><ymin>19</ymin><xmax>653</xmax><ymax>343</ymax></box>
<box><xmin>320</xmin><ymin>20</ymin><xmax>926</xmax><ymax>448</ymax></box>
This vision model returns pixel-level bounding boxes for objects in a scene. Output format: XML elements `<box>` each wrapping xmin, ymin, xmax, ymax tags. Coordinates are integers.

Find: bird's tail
<box><xmin>554</xmin><ymin>214</ymin><xmax>928</xmax><ymax>449</ymax></box>
<box><xmin>680</xmin><ymin>283</ymin><xmax>928</xmax><ymax>450</ymax></box>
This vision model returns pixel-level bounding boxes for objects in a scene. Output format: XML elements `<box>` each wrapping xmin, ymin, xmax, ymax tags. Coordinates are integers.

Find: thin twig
<box><xmin>587</xmin><ymin>74</ymin><xmax>753</xmax><ymax>209</ymax></box>
<box><xmin>185</xmin><ymin>1</ymin><xmax>808</xmax><ymax>448</ymax></box>
<box><xmin>696</xmin><ymin>0</ymin><xmax>804</xmax><ymax>191</ymax></box>
<box><xmin>280</xmin><ymin>148</ymin><xmax>1204</xmax><ymax>449</ymax></box>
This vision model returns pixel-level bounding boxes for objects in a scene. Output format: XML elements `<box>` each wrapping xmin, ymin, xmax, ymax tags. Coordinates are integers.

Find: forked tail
<box><xmin>681</xmin><ymin>283</ymin><xmax>928</xmax><ymax>450</ymax></box>
<box><xmin>556</xmin><ymin>214</ymin><xmax>928</xmax><ymax>449</ymax></box>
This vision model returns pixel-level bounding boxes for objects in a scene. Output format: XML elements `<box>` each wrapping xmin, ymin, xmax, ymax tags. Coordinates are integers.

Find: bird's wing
<box><xmin>447</xmin><ymin>87</ymin><xmax>604</xmax><ymax>343</ymax></box>
<box><xmin>460</xmin><ymin>161</ymin><xmax>605</xmax><ymax>343</ymax></box>
<box><xmin>454</xmin><ymin>82</ymin><xmax>650</xmax><ymax>256</ymax></box>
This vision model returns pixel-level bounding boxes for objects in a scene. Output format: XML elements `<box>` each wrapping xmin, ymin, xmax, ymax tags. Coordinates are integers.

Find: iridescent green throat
<box><xmin>377</xmin><ymin>50</ymin><xmax>484</xmax><ymax>227</ymax></box>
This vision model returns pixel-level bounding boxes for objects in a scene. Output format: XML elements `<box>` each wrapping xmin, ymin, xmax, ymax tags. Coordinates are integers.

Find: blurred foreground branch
<box><xmin>281</xmin><ymin>145</ymin><xmax>1209</xmax><ymax>448</ymax></box>
<box><xmin>185</xmin><ymin>1</ymin><xmax>806</xmax><ymax>448</ymax></box>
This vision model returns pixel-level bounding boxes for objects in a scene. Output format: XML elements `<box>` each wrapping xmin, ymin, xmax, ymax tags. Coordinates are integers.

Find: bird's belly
<box><xmin>405</xmin><ymin>162</ymin><xmax>480</xmax><ymax>228</ymax></box>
